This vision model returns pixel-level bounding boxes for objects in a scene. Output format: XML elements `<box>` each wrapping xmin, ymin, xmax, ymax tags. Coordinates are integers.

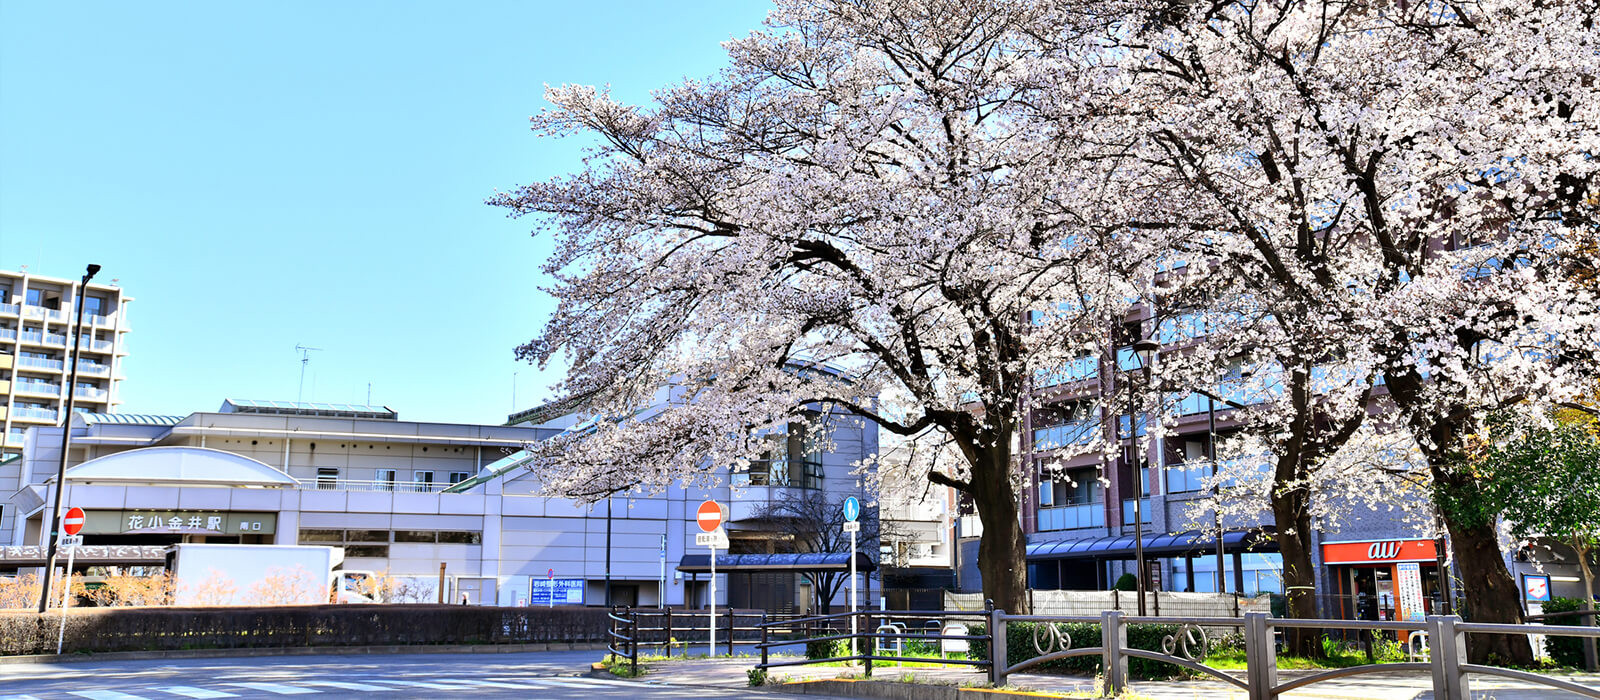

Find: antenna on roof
<box><xmin>295</xmin><ymin>344</ymin><xmax>322</xmax><ymax>403</ymax></box>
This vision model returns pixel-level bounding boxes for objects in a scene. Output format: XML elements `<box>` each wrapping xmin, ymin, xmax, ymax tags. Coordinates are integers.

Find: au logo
<box><xmin>1366</xmin><ymin>541</ymin><xmax>1402</xmax><ymax>559</ymax></box>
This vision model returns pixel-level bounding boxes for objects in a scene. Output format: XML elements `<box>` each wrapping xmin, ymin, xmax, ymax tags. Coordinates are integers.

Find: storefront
<box><xmin>1322</xmin><ymin>538</ymin><xmax>1442</xmax><ymax>621</ymax></box>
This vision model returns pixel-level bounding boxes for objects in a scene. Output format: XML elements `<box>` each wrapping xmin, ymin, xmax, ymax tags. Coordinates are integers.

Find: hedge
<box><xmin>967</xmin><ymin>620</ymin><xmax>1190</xmax><ymax>680</ymax></box>
<box><xmin>1542</xmin><ymin>597</ymin><xmax>1588</xmax><ymax>668</ymax></box>
<box><xmin>1</xmin><ymin>604</ymin><xmax>610</xmax><ymax>656</ymax></box>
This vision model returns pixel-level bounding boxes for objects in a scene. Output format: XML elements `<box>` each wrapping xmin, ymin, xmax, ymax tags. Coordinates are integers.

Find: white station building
<box><xmin>1</xmin><ymin>396</ymin><xmax>879</xmax><ymax>611</ymax></box>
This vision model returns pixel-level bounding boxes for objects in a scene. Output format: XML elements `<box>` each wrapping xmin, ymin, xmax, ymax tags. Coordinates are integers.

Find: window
<box><xmin>346</xmin><ymin>530</ymin><xmax>390</xmax><ymax>543</ymax></box>
<box><xmin>25</xmin><ymin>289</ymin><xmax>42</xmax><ymax>307</ymax></box>
<box><xmin>448</xmin><ymin>471</ymin><xmax>470</xmax><ymax>484</ymax></box>
<box><xmin>343</xmin><ymin>545</ymin><xmax>389</xmax><ymax>558</ymax></box>
<box><xmin>299</xmin><ymin>529</ymin><xmax>344</xmax><ymax>543</ymax></box>
<box><xmin>394</xmin><ymin>530</ymin><xmax>437</xmax><ymax>543</ymax></box>
<box><xmin>413</xmin><ymin>471</ymin><xmax>434</xmax><ymax>491</ymax></box>
<box><xmin>437</xmin><ymin>531</ymin><xmax>481</xmax><ymax>544</ymax></box>
<box><xmin>375</xmin><ymin>469</ymin><xmax>397</xmax><ymax>491</ymax></box>
<box><xmin>83</xmin><ymin>296</ymin><xmax>104</xmax><ymax>317</ymax></box>
<box><xmin>316</xmin><ymin>468</ymin><xmax>339</xmax><ymax>489</ymax></box>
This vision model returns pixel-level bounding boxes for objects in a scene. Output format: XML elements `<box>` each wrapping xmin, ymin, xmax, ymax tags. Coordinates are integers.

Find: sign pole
<box><xmin>849</xmin><ymin>526</ymin><xmax>857</xmax><ymax>660</ymax></box>
<box><xmin>709</xmin><ymin>542</ymin><xmax>717</xmax><ymax>657</ymax></box>
<box><xmin>55</xmin><ymin>539</ymin><xmax>77</xmax><ymax>654</ymax></box>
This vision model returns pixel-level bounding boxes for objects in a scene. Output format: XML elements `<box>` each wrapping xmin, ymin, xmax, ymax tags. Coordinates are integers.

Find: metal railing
<box><xmin>13</xmin><ymin>407</ymin><xmax>57</xmax><ymax>421</ymax></box>
<box><xmin>296</xmin><ymin>478</ymin><xmax>452</xmax><ymax>493</ymax></box>
<box><xmin>608</xmin><ymin>607</ymin><xmax>775</xmax><ymax>657</ymax></box>
<box><xmin>18</xmin><ymin>356</ymin><xmax>64</xmax><ymax>370</ymax></box>
<box><xmin>0</xmin><ymin>327</ymin><xmax>15</xmax><ymax>340</ymax></box>
<box><xmin>609</xmin><ymin>606</ymin><xmax>639</xmax><ymax>678</ymax></box>
<box><xmin>753</xmin><ymin>608</ymin><xmax>992</xmax><ymax>678</ymax></box>
<box><xmin>0</xmin><ymin>303</ymin><xmax>17</xmax><ymax>315</ymax></box>
<box><xmin>985</xmin><ymin>609</ymin><xmax>1600</xmax><ymax>699</ymax></box>
<box><xmin>14</xmin><ymin>382</ymin><xmax>61</xmax><ymax>396</ymax></box>
<box><xmin>75</xmin><ymin>387</ymin><xmax>108</xmax><ymax>401</ymax></box>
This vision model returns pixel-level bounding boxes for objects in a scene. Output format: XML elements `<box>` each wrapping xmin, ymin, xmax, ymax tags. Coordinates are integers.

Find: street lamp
<box><xmin>37</xmin><ymin>263</ymin><xmax>100</xmax><ymax>613</ymax></box>
<box><xmin>1128</xmin><ymin>337</ymin><xmax>1159</xmax><ymax>617</ymax></box>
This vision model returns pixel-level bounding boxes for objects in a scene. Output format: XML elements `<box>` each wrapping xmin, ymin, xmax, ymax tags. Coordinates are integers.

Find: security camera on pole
<box><xmin>842</xmin><ymin>496</ymin><xmax>861</xmax><ymax>660</ymax></box>
<box><xmin>695</xmin><ymin>500</ymin><xmax>729</xmax><ymax>656</ymax></box>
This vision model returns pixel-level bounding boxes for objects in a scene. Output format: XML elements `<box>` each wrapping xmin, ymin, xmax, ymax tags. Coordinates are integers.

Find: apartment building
<box><xmin>1018</xmin><ymin>309</ymin><xmax>1461</xmax><ymax>622</ymax></box>
<box><xmin>0</xmin><ymin>269</ymin><xmax>130</xmax><ymax>458</ymax></box>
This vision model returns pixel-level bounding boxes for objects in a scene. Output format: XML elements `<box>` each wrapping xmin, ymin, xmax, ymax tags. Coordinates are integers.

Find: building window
<box><xmin>375</xmin><ymin>469</ymin><xmax>397</xmax><ymax>491</ymax></box>
<box><xmin>437</xmin><ymin>531</ymin><xmax>482</xmax><ymax>544</ymax></box>
<box><xmin>316</xmin><ymin>468</ymin><xmax>339</xmax><ymax>489</ymax></box>
<box><xmin>448</xmin><ymin>471</ymin><xmax>470</xmax><ymax>484</ymax></box>
<box><xmin>83</xmin><ymin>296</ymin><xmax>104</xmax><ymax>317</ymax></box>
<box><xmin>394</xmin><ymin>530</ymin><xmax>436</xmax><ymax>543</ymax></box>
<box><xmin>413</xmin><ymin>471</ymin><xmax>434</xmax><ymax>492</ymax></box>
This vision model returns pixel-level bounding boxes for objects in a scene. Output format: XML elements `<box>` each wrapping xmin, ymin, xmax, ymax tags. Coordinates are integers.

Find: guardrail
<box><xmin>609</xmin><ymin>606</ymin><xmax>639</xmax><ymax>677</ymax></box>
<box><xmin>986</xmin><ymin>610</ymin><xmax>1600</xmax><ymax>699</ymax></box>
<box><xmin>753</xmin><ymin>608</ymin><xmax>993</xmax><ymax>679</ymax></box>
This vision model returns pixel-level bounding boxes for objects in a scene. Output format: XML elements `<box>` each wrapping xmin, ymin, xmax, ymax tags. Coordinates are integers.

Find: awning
<box><xmin>1026</xmin><ymin>528</ymin><xmax>1276</xmax><ymax>561</ymax></box>
<box><xmin>677</xmin><ymin>552</ymin><xmax>876</xmax><ymax>574</ymax></box>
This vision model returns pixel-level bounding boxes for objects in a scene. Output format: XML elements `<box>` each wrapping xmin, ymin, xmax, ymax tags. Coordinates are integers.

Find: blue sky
<box><xmin>0</xmin><ymin>1</ymin><xmax>770</xmax><ymax>423</ymax></box>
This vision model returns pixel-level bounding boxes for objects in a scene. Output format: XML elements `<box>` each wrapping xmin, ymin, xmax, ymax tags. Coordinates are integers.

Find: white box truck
<box><xmin>166</xmin><ymin>544</ymin><xmax>341</xmax><ymax>606</ymax></box>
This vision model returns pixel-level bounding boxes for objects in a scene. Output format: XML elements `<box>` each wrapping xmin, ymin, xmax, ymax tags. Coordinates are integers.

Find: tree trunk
<box><xmin>1437</xmin><ymin>476</ymin><xmax>1534</xmax><ymax>666</ymax></box>
<box><xmin>967</xmin><ymin>446</ymin><xmax>1030</xmax><ymax>615</ymax></box>
<box><xmin>1270</xmin><ymin>484</ymin><xmax>1324</xmax><ymax>658</ymax></box>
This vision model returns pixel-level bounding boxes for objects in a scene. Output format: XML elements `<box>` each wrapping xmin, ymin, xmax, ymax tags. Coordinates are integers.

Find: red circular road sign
<box><xmin>696</xmin><ymin>500</ymin><xmax>724</xmax><ymax>533</ymax></box>
<box><xmin>62</xmin><ymin>507</ymin><xmax>85</xmax><ymax>536</ymax></box>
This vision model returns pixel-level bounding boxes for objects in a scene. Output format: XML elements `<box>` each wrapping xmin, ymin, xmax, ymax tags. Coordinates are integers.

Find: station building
<box><xmin>1</xmin><ymin>395</ymin><xmax>879</xmax><ymax>611</ymax></box>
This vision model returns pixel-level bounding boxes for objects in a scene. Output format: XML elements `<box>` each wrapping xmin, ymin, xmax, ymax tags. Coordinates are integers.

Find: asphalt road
<box><xmin>0</xmin><ymin>650</ymin><xmax>819</xmax><ymax>700</ymax></box>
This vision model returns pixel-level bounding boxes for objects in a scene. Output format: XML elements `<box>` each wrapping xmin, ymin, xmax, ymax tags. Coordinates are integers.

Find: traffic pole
<box><xmin>56</xmin><ymin>540</ymin><xmax>77</xmax><ymax>654</ymax></box>
<box><xmin>709</xmin><ymin>543</ymin><xmax>717</xmax><ymax>657</ymax></box>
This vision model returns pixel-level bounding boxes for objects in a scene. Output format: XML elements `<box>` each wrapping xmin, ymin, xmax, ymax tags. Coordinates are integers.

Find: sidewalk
<box><xmin>636</xmin><ymin>655</ymin><xmax>1600</xmax><ymax>699</ymax></box>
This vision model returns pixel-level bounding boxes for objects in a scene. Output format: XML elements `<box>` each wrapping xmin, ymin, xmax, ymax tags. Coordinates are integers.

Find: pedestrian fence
<box><xmin>606</xmin><ymin>600</ymin><xmax>1600</xmax><ymax>699</ymax></box>
<box><xmin>606</xmin><ymin>606</ymin><xmax>784</xmax><ymax>668</ymax></box>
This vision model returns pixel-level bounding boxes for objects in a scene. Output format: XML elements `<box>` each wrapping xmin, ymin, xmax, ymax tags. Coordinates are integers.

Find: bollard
<box><xmin>1243</xmin><ymin>612</ymin><xmax>1275</xmax><ymax>700</ymax></box>
<box><xmin>989</xmin><ymin>607</ymin><xmax>1008</xmax><ymax>687</ymax></box>
<box><xmin>1101</xmin><ymin>610</ymin><xmax>1127</xmax><ymax>697</ymax></box>
<box><xmin>1427</xmin><ymin>616</ymin><xmax>1468</xmax><ymax>699</ymax></box>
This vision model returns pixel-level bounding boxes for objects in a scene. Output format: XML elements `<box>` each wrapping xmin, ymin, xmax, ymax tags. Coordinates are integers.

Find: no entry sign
<box><xmin>62</xmin><ymin>507</ymin><xmax>85</xmax><ymax>536</ymax></box>
<box><xmin>697</xmin><ymin>500</ymin><xmax>724</xmax><ymax>532</ymax></box>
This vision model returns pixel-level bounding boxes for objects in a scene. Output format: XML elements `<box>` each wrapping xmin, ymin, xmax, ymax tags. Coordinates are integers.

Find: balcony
<box><xmin>44</xmin><ymin>333</ymin><xmax>67</xmax><ymax>347</ymax></box>
<box><xmin>75</xmin><ymin>337</ymin><xmax>114</xmax><ymax>353</ymax></box>
<box><xmin>15</xmin><ymin>382</ymin><xmax>61</xmax><ymax>398</ymax></box>
<box><xmin>76</xmin><ymin>360</ymin><xmax>112</xmax><ymax>377</ymax></box>
<box><xmin>1032</xmin><ymin>419</ymin><xmax>1099</xmax><ymax>451</ymax></box>
<box><xmin>296</xmin><ymin>478</ymin><xmax>451</xmax><ymax>493</ymax></box>
<box><xmin>1037</xmin><ymin>502</ymin><xmax>1105</xmax><ymax>531</ymax></box>
<box><xmin>1165</xmin><ymin>461</ymin><xmax>1211</xmax><ymax>494</ymax></box>
<box><xmin>75</xmin><ymin>386</ymin><xmax>109</xmax><ymax>401</ymax></box>
<box><xmin>13</xmin><ymin>407</ymin><xmax>58</xmax><ymax>422</ymax></box>
<box><xmin>0</xmin><ymin>328</ymin><xmax>15</xmax><ymax>341</ymax></box>
<box><xmin>0</xmin><ymin>303</ymin><xmax>17</xmax><ymax>316</ymax></box>
<box><xmin>18</xmin><ymin>356</ymin><xmax>64</xmax><ymax>371</ymax></box>
<box><xmin>1122</xmin><ymin>497</ymin><xmax>1152</xmax><ymax>526</ymax></box>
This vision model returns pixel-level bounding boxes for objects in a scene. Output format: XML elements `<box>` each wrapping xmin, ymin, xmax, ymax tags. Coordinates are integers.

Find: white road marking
<box><xmin>433</xmin><ymin>679</ymin><xmax>547</xmax><ymax>689</ymax></box>
<box><xmin>371</xmin><ymin>680</ymin><xmax>481</xmax><ymax>690</ymax></box>
<box><xmin>0</xmin><ymin>695</ymin><xmax>44</xmax><ymax>700</ymax></box>
<box><xmin>152</xmin><ymin>688</ymin><xmax>238</xmax><ymax>699</ymax></box>
<box><xmin>295</xmin><ymin>681</ymin><xmax>392</xmax><ymax>692</ymax></box>
<box><xmin>223</xmin><ymin>683</ymin><xmax>320</xmax><ymax>695</ymax></box>
<box><xmin>69</xmin><ymin>693</ymin><xmax>152</xmax><ymax>700</ymax></box>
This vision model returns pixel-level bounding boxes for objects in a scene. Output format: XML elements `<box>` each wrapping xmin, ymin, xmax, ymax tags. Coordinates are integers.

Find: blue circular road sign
<box><xmin>842</xmin><ymin>496</ymin><xmax>861</xmax><ymax>522</ymax></box>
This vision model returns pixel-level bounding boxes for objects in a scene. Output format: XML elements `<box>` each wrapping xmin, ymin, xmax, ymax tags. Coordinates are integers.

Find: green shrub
<box><xmin>1113</xmin><ymin>574</ymin><xmax>1138</xmax><ymax>591</ymax></box>
<box><xmin>966</xmin><ymin>620</ymin><xmax>1188</xmax><ymax>680</ymax></box>
<box><xmin>1542</xmin><ymin>597</ymin><xmax>1587</xmax><ymax>668</ymax></box>
<box><xmin>747</xmin><ymin>668</ymin><xmax>768</xmax><ymax>686</ymax></box>
<box><xmin>806</xmin><ymin>637</ymin><xmax>851</xmax><ymax>660</ymax></box>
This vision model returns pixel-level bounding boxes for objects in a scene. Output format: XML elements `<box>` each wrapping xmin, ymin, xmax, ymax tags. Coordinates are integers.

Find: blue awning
<box><xmin>677</xmin><ymin>552</ymin><xmax>876</xmax><ymax>574</ymax></box>
<box><xmin>1026</xmin><ymin>528</ymin><xmax>1275</xmax><ymax>561</ymax></box>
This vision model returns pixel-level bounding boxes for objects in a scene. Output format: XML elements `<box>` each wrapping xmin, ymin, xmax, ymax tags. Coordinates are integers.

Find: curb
<box><xmin>0</xmin><ymin>642</ymin><xmax>610</xmax><ymax>666</ymax></box>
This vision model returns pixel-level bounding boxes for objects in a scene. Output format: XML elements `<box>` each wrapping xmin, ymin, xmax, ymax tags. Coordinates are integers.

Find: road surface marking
<box><xmin>433</xmin><ymin>679</ymin><xmax>547</xmax><ymax>689</ymax></box>
<box><xmin>70</xmin><ymin>692</ymin><xmax>152</xmax><ymax>700</ymax></box>
<box><xmin>152</xmin><ymin>689</ymin><xmax>238</xmax><ymax>699</ymax></box>
<box><xmin>224</xmin><ymin>683</ymin><xmax>320</xmax><ymax>695</ymax></box>
<box><xmin>296</xmin><ymin>682</ymin><xmax>392</xmax><ymax>692</ymax></box>
<box><xmin>370</xmin><ymin>680</ymin><xmax>482</xmax><ymax>690</ymax></box>
<box><xmin>0</xmin><ymin>695</ymin><xmax>44</xmax><ymax>700</ymax></box>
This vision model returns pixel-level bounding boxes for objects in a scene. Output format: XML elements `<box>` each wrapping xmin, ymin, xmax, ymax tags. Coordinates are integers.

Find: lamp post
<box><xmin>37</xmin><ymin>264</ymin><xmax>100</xmax><ymax>613</ymax></box>
<box><xmin>1129</xmin><ymin>337</ymin><xmax>1159</xmax><ymax>617</ymax></box>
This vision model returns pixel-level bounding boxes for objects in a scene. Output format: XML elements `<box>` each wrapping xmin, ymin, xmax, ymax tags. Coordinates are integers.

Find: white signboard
<box><xmin>695</xmin><ymin>529</ymin><xmax>730</xmax><ymax>549</ymax></box>
<box><xmin>843</xmin><ymin>521</ymin><xmax>861</xmax><ymax>533</ymax></box>
<box><xmin>529</xmin><ymin>577</ymin><xmax>585</xmax><ymax>606</ymax></box>
<box><xmin>1397</xmin><ymin>562</ymin><xmax>1426</xmax><ymax>621</ymax></box>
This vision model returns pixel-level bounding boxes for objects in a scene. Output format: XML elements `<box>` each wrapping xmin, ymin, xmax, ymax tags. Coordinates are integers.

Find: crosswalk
<box><xmin>0</xmin><ymin>675</ymin><xmax>647</xmax><ymax>700</ymax></box>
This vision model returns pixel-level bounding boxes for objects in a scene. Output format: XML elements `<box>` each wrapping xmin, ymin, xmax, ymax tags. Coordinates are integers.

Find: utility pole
<box><xmin>295</xmin><ymin>344</ymin><xmax>322</xmax><ymax>403</ymax></box>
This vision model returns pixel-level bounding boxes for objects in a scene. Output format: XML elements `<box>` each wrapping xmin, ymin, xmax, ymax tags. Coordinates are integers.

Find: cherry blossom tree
<box><xmin>492</xmin><ymin>0</ymin><xmax>1156</xmax><ymax>614</ymax></box>
<box><xmin>1091</xmin><ymin>0</ymin><xmax>1599</xmax><ymax>664</ymax></box>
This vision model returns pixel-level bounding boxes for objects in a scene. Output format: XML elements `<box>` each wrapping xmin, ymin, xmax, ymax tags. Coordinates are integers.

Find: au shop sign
<box><xmin>1321</xmin><ymin>538</ymin><xmax>1438</xmax><ymax>565</ymax></box>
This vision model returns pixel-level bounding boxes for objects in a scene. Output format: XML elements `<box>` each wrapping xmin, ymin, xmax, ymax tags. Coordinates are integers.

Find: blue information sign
<box><xmin>842</xmin><ymin>496</ymin><xmax>861</xmax><ymax>522</ymax></box>
<box><xmin>529</xmin><ymin>578</ymin><xmax>586</xmax><ymax>606</ymax></box>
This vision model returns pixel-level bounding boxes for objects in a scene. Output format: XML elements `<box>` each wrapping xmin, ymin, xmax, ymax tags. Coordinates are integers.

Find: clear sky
<box><xmin>0</xmin><ymin>1</ymin><xmax>770</xmax><ymax>424</ymax></box>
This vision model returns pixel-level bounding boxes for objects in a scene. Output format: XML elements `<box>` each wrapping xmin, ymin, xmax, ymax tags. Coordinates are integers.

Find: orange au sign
<box><xmin>1321</xmin><ymin>538</ymin><xmax>1437</xmax><ymax>565</ymax></box>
